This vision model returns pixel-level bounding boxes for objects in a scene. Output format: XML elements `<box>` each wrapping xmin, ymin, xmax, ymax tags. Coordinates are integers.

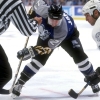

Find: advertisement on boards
<box><xmin>74</xmin><ymin>6</ymin><xmax>83</xmax><ymax>16</ymax></box>
<box><xmin>62</xmin><ymin>6</ymin><xmax>85</xmax><ymax>19</ymax></box>
<box><xmin>63</xmin><ymin>6</ymin><xmax>83</xmax><ymax>16</ymax></box>
<box><xmin>62</xmin><ymin>6</ymin><xmax>72</xmax><ymax>16</ymax></box>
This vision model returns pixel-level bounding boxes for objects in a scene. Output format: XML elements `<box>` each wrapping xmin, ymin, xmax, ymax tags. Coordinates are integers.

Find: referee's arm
<box><xmin>0</xmin><ymin>0</ymin><xmax>42</xmax><ymax>36</ymax></box>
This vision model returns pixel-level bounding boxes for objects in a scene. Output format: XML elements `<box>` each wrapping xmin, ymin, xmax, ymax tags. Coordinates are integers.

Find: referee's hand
<box><xmin>34</xmin><ymin>17</ymin><xmax>42</xmax><ymax>25</ymax></box>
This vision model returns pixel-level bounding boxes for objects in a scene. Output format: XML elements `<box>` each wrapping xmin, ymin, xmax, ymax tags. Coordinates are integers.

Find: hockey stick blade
<box><xmin>68</xmin><ymin>82</ymin><xmax>90</xmax><ymax>99</ymax></box>
<box><xmin>68</xmin><ymin>89</ymin><xmax>78</xmax><ymax>99</ymax></box>
<box><xmin>0</xmin><ymin>89</ymin><xmax>10</xmax><ymax>94</ymax></box>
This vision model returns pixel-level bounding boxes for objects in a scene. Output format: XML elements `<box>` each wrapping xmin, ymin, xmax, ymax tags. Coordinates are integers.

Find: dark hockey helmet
<box><xmin>48</xmin><ymin>4</ymin><xmax>63</xmax><ymax>20</ymax></box>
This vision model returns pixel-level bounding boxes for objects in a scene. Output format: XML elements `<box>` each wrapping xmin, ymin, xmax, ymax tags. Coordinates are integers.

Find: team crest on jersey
<box><xmin>95</xmin><ymin>32</ymin><xmax>100</xmax><ymax>42</ymax></box>
<box><xmin>38</xmin><ymin>24</ymin><xmax>51</xmax><ymax>40</ymax></box>
<box><xmin>71</xmin><ymin>40</ymin><xmax>80</xmax><ymax>48</ymax></box>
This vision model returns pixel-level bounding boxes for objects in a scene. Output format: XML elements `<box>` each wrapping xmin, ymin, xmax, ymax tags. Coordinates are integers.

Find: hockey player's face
<box><xmin>48</xmin><ymin>17</ymin><xmax>62</xmax><ymax>27</ymax></box>
<box><xmin>84</xmin><ymin>13</ymin><xmax>96</xmax><ymax>26</ymax></box>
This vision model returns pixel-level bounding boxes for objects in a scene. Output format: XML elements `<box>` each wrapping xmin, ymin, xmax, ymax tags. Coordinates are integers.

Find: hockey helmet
<box><xmin>48</xmin><ymin>4</ymin><xmax>63</xmax><ymax>20</ymax></box>
<box><xmin>82</xmin><ymin>0</ymin><xmax>100</xmax><ymax>15</ymax></box>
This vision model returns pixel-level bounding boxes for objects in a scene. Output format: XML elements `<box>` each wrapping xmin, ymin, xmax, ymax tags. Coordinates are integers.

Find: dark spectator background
<box><xmin>21</xmin><ymin>0</ymin><xmax>89</xmax><ymax>6</ymax></box>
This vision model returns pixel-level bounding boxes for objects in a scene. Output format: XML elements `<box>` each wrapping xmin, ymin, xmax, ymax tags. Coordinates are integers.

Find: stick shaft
<box><xmin>78</xmin><ymin>81</ymin><xmax>90</xmax><ymax>95</ymax></box>
<box><xmin>68</xmin><ymin>81</ymin><xmax>90</xmax><ymax>99</ymax></box>
<box><xmin>11</xmin><ymin>37</ymin><xmax>29</xmax><ymax>88</ymax></box>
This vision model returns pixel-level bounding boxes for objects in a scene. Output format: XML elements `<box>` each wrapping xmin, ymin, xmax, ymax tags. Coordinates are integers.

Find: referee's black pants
<box><xmin>0</xmin><ymin>45</ymin><xmax>12</xmax><ymax>88</ymax></box>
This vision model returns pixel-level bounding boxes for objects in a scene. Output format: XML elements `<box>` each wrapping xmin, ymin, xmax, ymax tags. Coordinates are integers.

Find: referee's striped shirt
<box><xmin>0</xmin><ymin>0</ymin><xmax>38</xmax><ymax>36</ymax></box>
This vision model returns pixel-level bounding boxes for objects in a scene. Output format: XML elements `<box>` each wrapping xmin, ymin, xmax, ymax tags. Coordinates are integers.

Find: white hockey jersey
<box><xmin>92</xmin><ymin>17</ymin><xmax>100</xmax><ymax>49</ymax></box>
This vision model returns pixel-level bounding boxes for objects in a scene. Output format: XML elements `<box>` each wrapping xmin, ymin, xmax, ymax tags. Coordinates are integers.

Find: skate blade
<box><xmin>94</xmin><ymin>92</ymin><xmax>99</xmax><ymax>96</ymax></box>
<box><xmin>11</xmin><ymin>93</ymin><xmax>18</xmax><ymax>99</ymax></box>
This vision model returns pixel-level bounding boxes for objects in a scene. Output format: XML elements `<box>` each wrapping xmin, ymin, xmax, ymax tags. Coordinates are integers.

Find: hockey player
<box><xmin>11</xmin><ymin>0</ymin><xmax>100</xmax><ymax>98</ymax></box>
<box><xmin>82</xmin><ymin>0</ymin><xmax>100</xmax><ymax>50</ymax></box>
<box><xmin>0</xmin><ymin>0</ymin><xmax>43</xmax><ymax>94</ymax></box>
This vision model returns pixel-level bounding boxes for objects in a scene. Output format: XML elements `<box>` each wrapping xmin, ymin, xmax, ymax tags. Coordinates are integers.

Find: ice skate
<box><xmin>84</xmin><ymin>74</ymin><xmax>100</xmax><ymax>94</ymax></box>
<box><xmin>91</xmin><ymin>84</ymin><xmax>100</xmax><ymax>95</ymax></box>
<box><xmin>11</xmin><ymin>83</ymin><xmax>23</xmax><ymax>99</ymax></box>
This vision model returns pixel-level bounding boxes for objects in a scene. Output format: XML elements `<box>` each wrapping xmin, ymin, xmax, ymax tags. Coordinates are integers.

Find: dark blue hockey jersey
<box><xmin>32</xmin><ymin>0</ymin><xmax>77</xmax><ymax>49</ymax></box>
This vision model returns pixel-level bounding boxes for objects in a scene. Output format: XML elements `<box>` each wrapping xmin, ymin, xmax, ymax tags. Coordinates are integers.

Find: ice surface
<box><xmin>0</xmin><ymin>20</ymin><xmax>100</xmax><ymax>100</ymax></box>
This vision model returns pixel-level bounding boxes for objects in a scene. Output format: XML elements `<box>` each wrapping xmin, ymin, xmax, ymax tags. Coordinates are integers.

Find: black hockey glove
<box><xmin>84</xmin><ymin>67</ymin><xmax>100</xmax><ymax>85</ymax></box>
<box><xmin>96</xmin><ymin>67</ymin><xmax>100</xmax><ymax>78</ymax></box>
<box><xmin>17</xmin><ymin>46</ymin><xmax>51</xmax><ymax>60</ymax></box>
<box><xmin>17</xmin><ymin>47</ymin><xmax>32</xmax><ymax>61</ymax></box>
<box><xmin>28</xmin><ymin>7</ymin><xmax>36</xmax><ymax>19</ymax></box>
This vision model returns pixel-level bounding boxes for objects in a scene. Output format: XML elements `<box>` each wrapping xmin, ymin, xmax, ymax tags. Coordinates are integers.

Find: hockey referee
<box><xmin>0</xmin><ymin>0</ymin><xmax>42</xmax><ymax>94</ymax></box>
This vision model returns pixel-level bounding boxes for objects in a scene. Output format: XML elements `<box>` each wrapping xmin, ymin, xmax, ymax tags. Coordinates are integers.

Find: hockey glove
<box><xmin>84</xmin><ymin>67</ymin><xmax>100</xmax><ymax>85</ymax></box>
<box><xmin>96</xmin><ymin>67</ymin><xmax>100</xmax><ymax>78</ymax></box>
<box><xmin>28</xmin><ymin>7</ymin><xmax>42</xmax><ymax>25</ymax></box>
<box><xmin>28</xmin><ymin>7</ymin><xmax>36</xmax><ymax>18</ymax></box>
<box><xmin>35</xmin><ymin>46</ymin><xmax>51</xmax><ymax>55</ymax></box>
<box><xmin>17</xmin><ymin>48</ymin><xmax>31</xmax><ymax>61</ymax></box>
<box><xmin>17</xmin><ymin>46</ymin><xmax>52</xmax><ymax>60</ymax></box>
<box><xmin>44</xmin><ymin>47</ymin><xmax>52</xmax><ymax>54</ymax></box>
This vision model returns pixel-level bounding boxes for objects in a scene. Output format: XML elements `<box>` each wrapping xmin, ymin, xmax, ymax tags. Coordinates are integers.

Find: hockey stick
<box><xmin>0</xmin><ymin>89</ymin><xmax>10</xmax><ymax>94</ymax></box>
<box><xmin>68</xmin><ymin>67</ymin><xmax>100</xmax><ymax>99</ymax></box>
<box><xmin>68</xmin><ymin>81</ymin><xmax>90</xmax><ymax>99</ymax></box>
<box><xmin>0</xmin><ymin>37</ymin><xmax>29</xmax><ymax>94</ymax></box>
<box><xmin>10</xmin><ymin>37</ymin><xmax>29</xmax><ymax>92</ymax></box>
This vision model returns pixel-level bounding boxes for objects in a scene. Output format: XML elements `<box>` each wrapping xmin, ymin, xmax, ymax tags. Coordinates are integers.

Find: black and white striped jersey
<box><xmin>0</xmin><ymin>0</ymin><xmax>38</xmax><ymax>36</ymax></box>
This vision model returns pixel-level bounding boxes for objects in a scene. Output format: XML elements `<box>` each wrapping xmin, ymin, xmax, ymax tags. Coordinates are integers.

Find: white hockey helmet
<box><xmin>82</xmin><ymin>0</ymin><xmax>100</xmax><ymax>15</ymax></box>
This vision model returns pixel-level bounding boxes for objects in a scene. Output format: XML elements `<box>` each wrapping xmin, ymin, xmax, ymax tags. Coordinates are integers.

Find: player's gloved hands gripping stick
<box><xmin>17</xmin><ymin>46</ymin><xmax>51</xmax><ymax>60</ymax></box>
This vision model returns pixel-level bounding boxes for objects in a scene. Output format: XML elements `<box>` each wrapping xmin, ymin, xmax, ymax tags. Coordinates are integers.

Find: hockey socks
<box><xmin>16</xmin><ymin>70</ymin><xmax>34</xmax><ymax>85</ymax></box>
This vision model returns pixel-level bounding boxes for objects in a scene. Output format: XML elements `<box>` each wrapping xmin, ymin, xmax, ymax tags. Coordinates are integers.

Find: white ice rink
<box><xmin>0</xmin><ymin>20</ymin><xmax>100</xmax><ymax>100</ymax></box>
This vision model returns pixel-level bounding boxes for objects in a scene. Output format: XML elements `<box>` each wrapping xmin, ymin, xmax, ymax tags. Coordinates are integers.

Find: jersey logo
<box><xmin>38</xmin><ymin>24</ymin><xmax>50</xmax><ymax>40</ymax></box>
<box><xmin>34</xmin><ymin>0</ymin><xmax>41</xmax><ymax>10</ymax></box>
<box><xmin>95</xmin><ymin>32</ymin><xmax>100</xmax><ymax>42</ymax></box>
<box><xmin>49</xmin><ymin>39</ymin><xmax>60</xmax><ymax>46</ymax></box>
<box><xmin>71</xmin><ymin>40</ymin><xmax>80</xmax><ymax>48</ymax></box>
